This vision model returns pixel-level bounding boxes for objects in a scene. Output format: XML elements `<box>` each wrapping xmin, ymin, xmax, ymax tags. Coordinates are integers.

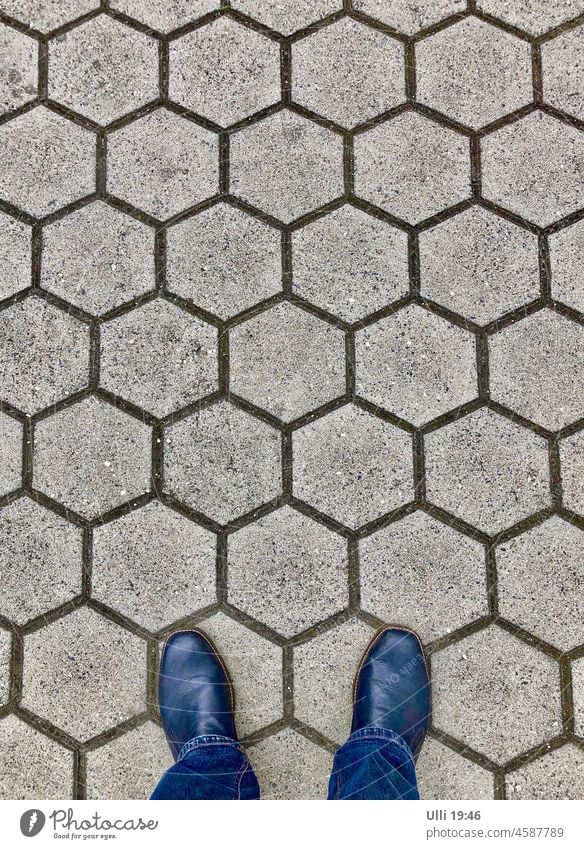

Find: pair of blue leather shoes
<box><xmin>159</xmin><ymin>626</ymin><xmax>431</xmax><ymax>761</ymax></box>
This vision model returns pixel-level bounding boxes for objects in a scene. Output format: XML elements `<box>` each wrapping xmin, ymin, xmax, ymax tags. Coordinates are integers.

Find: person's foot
<box><xmin>351</xmin><ymin>626</ymin><xmax>431</xmax><ymax>760</ymax></box>
<box><xmin>158</xmin><ymin>629</ymin><xmax>237</xmax><ymax>759</ymax></box>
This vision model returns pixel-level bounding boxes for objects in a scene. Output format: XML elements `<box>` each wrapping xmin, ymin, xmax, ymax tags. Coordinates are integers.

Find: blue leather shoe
<box><xmin>351</xmin><ymin>626</ymin><xmax>431</xmax><ymax>760</ymax></box>
<box><xmin>159</xmin><ymin>629</ymin><xmax>237</xmax><ymax>759</ymax></box>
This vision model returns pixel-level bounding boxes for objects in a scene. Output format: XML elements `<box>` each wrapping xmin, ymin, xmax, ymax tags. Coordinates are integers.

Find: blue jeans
<box><xmin>150</xmin><ymin>727</ymin><xmax>419</xmax><ymax>800</ymax></box>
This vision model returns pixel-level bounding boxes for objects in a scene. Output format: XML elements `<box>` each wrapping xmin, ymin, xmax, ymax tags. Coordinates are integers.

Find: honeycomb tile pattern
<box><xmin>0</xmin><ymin>2</ymin><xmax>583</xmax><ymax>802</ymax></box>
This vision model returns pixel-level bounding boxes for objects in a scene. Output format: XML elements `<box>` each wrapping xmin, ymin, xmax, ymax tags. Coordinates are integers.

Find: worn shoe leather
<box><xmin>159</xmin><ymin>629</ymin><xmax>237</xmax><ymax>759</ymax></box>
<box><xmin>351</xmin><ymin>626</ymin><xmax>431</xmax><ymax>760</ymax></box>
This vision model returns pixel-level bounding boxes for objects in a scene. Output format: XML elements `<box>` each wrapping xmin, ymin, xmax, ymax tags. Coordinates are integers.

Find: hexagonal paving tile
<box><xmin>293</xmin><ymin>404</ymin><xmax>413</xmax><ymax>528</ymax></box>
<box><xmin>476</xmin><ymin>0</ymin><xmax>584</xmax><ymax>35</ymax></box>
<box><xmin>22</xmin><ymin>607</ymin><xmax>147</xmax><ymax>741</ymax></box>
<box><xmin>86</xmin><ymin>722</ymin><xmax>172</xmax><ymax>800</ymax></box>
<box><xmin>417</xmin><ymin>739</ymin><xmax>494</xmax><ymax>800</ymax></box>
<box><xmin>432</xmin><ymin>625</ymin><xmax>562</xmax><ymax>763</ymax></box>
<box><xmin>355</xmin><ymin>304</ymin><xmax>477</xmax><ymax>425</ymax></box>
<box><xmin>164</xmin><ymin>401</ymin><xmax>282</xmax><ymax>524</ymax></box>
<box><xmin>481</xmin><ymin>112</ymin><xmax>584</xmax><ymax>227</ymax></box>
<box><xmin>0</xmin><ymin>627</ymin><xmax>9</xmax><ymax>706</ymax></box>
<box><xmin>199</xmin><ymin>612</ymin><xmax>283</xmax><ymax>735</ymax></box>
<box><xmin>33</xmin><ymin>396</ymin><xmax>151</xmax><ymax>519</ymax></box>
<box><xmin>497</xmin><ymin>517</ymin><xmax>584</xmax><ymax>651</ymax></box>
<box><xmin>425</xmin><ymin>408</ymin><xmax>551</xmax><ymax>534</ymax></box>
<box><xmin>0</xmin><ymin>297</ymin><xmax>89</xmax><ymax>414</ymax></box>
<box><xmin>360</xmin><ymin>512</ymin><xmax>488</xmax><ymax>642</ymax></box>
<box><xmin>549</xmin><ymin>219</ymin><xmax>584</xmax><ymax>314</ymax></box>
<box><xmin>110</xmin><ymin>0</ymin><xmax>217</xmax><ymax>32</ymax></box>
<box><xmin>169</xmin><ymin>17</ymin><xmax>280</xmax><ymax>127</ymax></box>
<box><xmin>292</xmin><ymin>18</ymin><xmax>405</xmax><ymax>128</ymax></box>
<box><xmin>0</xmin><ymin>106</ymin><xmax>95</xmax><ymax>217</ymax></box>
<box><xmin>0</xmin><ymin>714</ymin><xmax>73</xmax><ymax>799</ymax></box>
<box><xmin>100</xmin><ymin>299</ymin><xmax>218</xmax><ymax>418</ymax></box>
<box><xmin>0</xmin><ymin>210</ymin><xmax>31</xmax><ymax>301</ymax></box>
<box><xmin>231</xmin><ymin>0</ymin><xmax>340</xmax><ymax>34</ymax></box>
<box><xmin>561</xmin><ymin>430</ymin><xmax>584</xmax><ymax>516</ymax></box>
<box><xmin>227</xmin><ymin>506</ymin><xmax>348</xmax><ymax>637</ymax></box>
<box><xmin>93</xmin><ymin>501</ymin><xmax>216</xmax><ymax>630</ymax></box>
<box><xmin>0</xmin><ymin>497</ymin><xmax>82</xmax><ymax>624</ymax></box>
<box><xmin>291</xmin><ymin>206</ymin><xmax>409</xmax><ymax>323</ymax></box>
<box><xmin>489</xmin><ymin>310</ymin><xmax>584</xmax><ymax>430</ymax></box>
<box><xmin>294</xmin><ymin>617</ymin><xmax>375</xmax><ymax>743</ymax></box>
<box><xmin>573</xmin><ymin>658</ymin><xmax>584</xmax><ymax>737</ymax></box>
<box><xmin>0</xmin><ymin>411</ymin><xmax>22</xmax><ymax>496</ymax></box>
<box><xmin>416</xmin><ymin>18</ymin><xmax>532</xmax><ymax>129</ymax></box>
<box><xmin>230</xmin><ymin>110</ymin><xmax>344</xmax><ymax>222</ymax></box>
<box><xmin>419</xmin><ymin>206</ymin><xmax>540</xmax><ymax>325</ymax></box>
<box><xmin>354</xmin><ymin>112</ymin><xmax>471</xmax><ymax>223</ymax></box>
<box><xmin>353</xmin><ymin>0</ymin><xmax>465</xmax><ymax>34</ymax></box>
<box><xmin>41</xmin><ymin>201</ymin><xmax>155</xmax><ymax>316</ymax></box>
<box><xmin>107</xmin><ymin>108</ymin><xmax>218</xmax><ymax>220</ymax></box>
<box><xmin>48</xmin><ymin>16</ymin><xmax>158</xmax><ymax>125</ymax></box>
<box><xmin>249</xmin><ymin>729</ymin><xmax>332</xmax><ymax>799</ymax></box>
<box><xmin>0</xmin><ymin>22</ymin><xmax>37</xmax><ymax>114</ymax></box>
<box><xmin>0</xmin><ymin>0</ymin><xmax>98</xmax><ymax>32</ymax></box>
<box><xmin>166</xmin><ymin>204</ymin><xmax>281</xmax><ymax>319</ymax></box>
<box><xmin>229</xmin><ymin>301</ymin><xmax>346</xmax><ymax>422</ymax></box>
<box><xmin>543</xmin><ymin>24</ymin><xmax>584</xmax><ymax>121</ymax></box>
<box><xmin>506</xmin><ymin>744</ymin><xmax>584</xmax><ymax>799</ymax></box>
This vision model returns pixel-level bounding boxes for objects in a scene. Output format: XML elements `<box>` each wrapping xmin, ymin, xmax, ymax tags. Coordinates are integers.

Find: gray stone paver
<box><xmin>560</xmin><ymin>431</ymin><xmax>584</xmax><ymax>517</ymax></box>
<box><xmin>432</xmin><ymin>625</ymin><xmax>562</xmax><ymax>764</ymax></box>
<box><xmin>292</xmin><ymin>18</ymin><xmax>405</xmax><ymax>128</ymax></box>
<box><xmin>0</xmin><ymin>23</ymin><xmax>37</xmax><ymax>115</ymax></box>
<box><xmin>48</xmin><ymin>16</ymin><xmax>158</xmax><ymax>125</ymax></box>
<box><xmin>230</xmin><ymin>110</ymin><xmax>344</xmax><ymax>222</ymax></box>
<box><xmin>481</xmin><ymin>112</ymin><xmax>584</xmax><ymax>226</ymax></box>
<box><xmin>166</xmin><ymin>203</ymin><xmax>281</xmax><ymax>319</ymax></box>
<box><xmin>227</xmin><ymin>505</ymin><xmax>348</xmax><ymax>637</ymax></box>
<box><xmin>497</xmin><ymin>517</ymin><xmax>584</xmax><ymax>651</ymax></box>
<box><xmin>292</xmin><ymin>205</ymin><xmax>409</xmax><ymax>322</ymax></box>
<box><xmin>0</xmin><ymin>106</ymin><xmax>95</xmax><ymax>217</ymax></box>
<box><xmin>0</xmin><ymin>296</ymin><xmax>90</xmax><ymax>414</ymax></box>
<box><xmin>41</xmin><ymin>201</ymin><xmax>155</xmax><ymax>316</ymax></box>
<box><xmin>0</xmin><ymin>1</ymin><xmax>583</xmax><ymax>801</ymax></box>
<box><xmin>107</xmin><ymin>109</ymin><xmax>218</xmax><ymax>219</ymax></box>
<box><xmin>86</xmin><ymin>722</ymin><xmax>172</xmax><ymax>800</ymax></box>
<box><xmin>33</xmin><ymin>396</ymin><xmax>151</xmax><ymax>519</ymax></box>
<box><xmin>110</xmin><ymin>0</ymin><xmax>218</xmax><ymax>32</ymax></box>
<box><xmin>230</xmin><ymin>301</ymin><xmax>346</xmax><ymax>422</ymax></box>
<box><xmin>353</xmin><ymin>0</ymin><xmax>465</xmax><ymax>34</ymax></box>
<box><xmin>169</xmin><ymin>18</ymin><xmax>280</xmax><ymax>127</ymax></box>
<box><xmin>355</xmin><ymin>111</ymin><xmax>471</xmax><ymax>223</ymax></box>
<box><xmin>293</xmin><ymin>404</ymin><xmax>413</xmax><ymax>528</ymax></box>
<box><xmin>93</xmin><ymin>501</ymin><xmax>216</xmax><ymax>630</ymax></box>
<box><xmin>360</xmin><ymin>512</ymin><xmax>488</xmax><ymax>642</ymax></box>
<box><xmin>0</xmin><ymin>715</ymin><xmax>73</xmax><ymax>799</ymax></box>
<box><xmin>356</xmin><ymin>303</ymin><xmax>478</xmax><ymax>424</ymax></box>
<box><xmin>0</xmin><ymin>497</ymin><xmax>82</xmax><ymax>624</ymax></box>
<box><xmin>416</xmin><ymin>18</ymin><xmax>532</xmax><ymax>129</ymax></box>
<box><xmin>21</xmin><ymin>606</ymin><xmax>147</xmax><ymax>741</ymax></box>
<box><xmin>489</xmin><ymin>310</ymin><xmax>584</xmax><ymax>430</ymax></box>
<box><xmin>164</xmin><ymin>400</ymin><xmax>282</xmax><ymax>523</ymax></box>
<box><xmin>0</xmin><ymin>411</ymin><xmax>22</xmax><ymax>497</ymax></box>
<box><xmin>0</xmin><ymin>211</ymin><xmax>31</xmax><ymax>302</ymax></box>
<box><xmin>425</xmin><ymin>408</ymin><xmax>551</xmax><ymax>534</ymax></box>
<box><xmin>419</xmin><ymin>206</ymin><xmax>540</xmax><ymax>325</ymax></box>
<box><xmin>100</xmin><ymin>299</ymin><xmax>218</xmax><ymax>417</ymax></box>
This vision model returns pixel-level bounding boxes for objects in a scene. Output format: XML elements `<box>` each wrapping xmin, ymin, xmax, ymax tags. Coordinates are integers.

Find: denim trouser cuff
<box><xmin>176</xmin><ymin>734</ymin><xmax>242</xmax><ymax>763</ymax></box>
<box><xmin>346</xmin><ymin>726</ymin><xmax>415</xmax><ymax>763</ymax></box>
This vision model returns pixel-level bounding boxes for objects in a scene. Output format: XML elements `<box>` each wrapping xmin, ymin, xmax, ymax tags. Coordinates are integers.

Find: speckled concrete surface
<box><xmin>0</xmin><ymin>0</ymin><xmax>583</xmax><ymax>801</ymax></box>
